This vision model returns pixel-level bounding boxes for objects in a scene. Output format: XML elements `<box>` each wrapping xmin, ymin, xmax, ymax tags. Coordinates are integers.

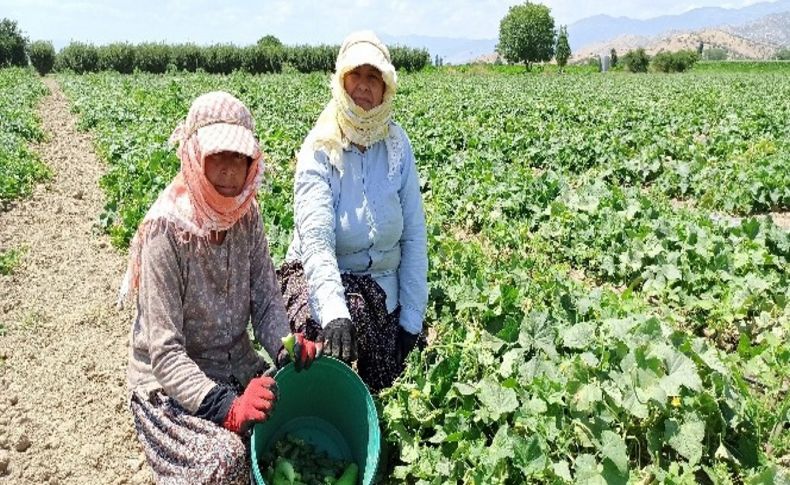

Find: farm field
<box><xmin>1</xmin><ymin>66</ymin><xmax>788</xmax><ymax>483</ymax></box>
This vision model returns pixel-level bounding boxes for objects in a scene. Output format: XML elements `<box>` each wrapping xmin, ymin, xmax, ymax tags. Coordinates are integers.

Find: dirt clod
<box><xmin>0</xmin><ymin>449</ymin><xmax>9</xmax><ymax>474</ymax></box>
<box><xmin>126</xmin><ymin>457</ymin><xmax>144</xmax><ymax>472</ymax></box>
<box><xmin>15</xmin><ymin>433</ymin><xmax>31</xmax><ymax>452</ymax></box>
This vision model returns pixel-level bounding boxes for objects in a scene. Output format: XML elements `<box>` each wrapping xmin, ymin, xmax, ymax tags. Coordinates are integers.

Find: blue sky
<box><xmin>0</xmin><ymin>0</ymin><xmax>765</xmax><ymax>48</ymax></box>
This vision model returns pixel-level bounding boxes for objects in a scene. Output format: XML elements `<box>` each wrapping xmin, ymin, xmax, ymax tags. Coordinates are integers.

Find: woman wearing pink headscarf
<box><xmin>123</xmin><ymin>91</ymin><xmax>319</xmax><ymax>484</ymax></box>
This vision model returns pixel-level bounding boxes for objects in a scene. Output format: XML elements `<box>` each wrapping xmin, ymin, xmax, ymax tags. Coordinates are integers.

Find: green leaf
<box><xmin>740</xmin><ymin>218</ymin><xmax>761</xmax><ymax>239</ymax></box>
<box><xmin>500</xmin><ymin>348</ymin><xmax>523</xmax><ymax>378</ymax></box>
<box><xmin>514</xmin><ymin>435</ymin><xmax>548</xmax><ymax>476</ymax></box>
<box><xmin>601</xmin><ymin>458</ymin><xmax>629</xmax><ymax>485</ymax></box>
<box><xmin>562</xmin><ymin>322</ymin><xmax>596</xmax><ymax>349</ymax></box>
<box><xmin>489</xmin><ymin>424</ymin><xmax>515</xmax><ymax>462</ymax></box>
<box><xmin>454</xmin><ymin>382</ymin><xmax>477</xmax><ymax>396</ymax></box>
<box><xmin>746</xmin><ymin>465</ymin><xmax>787</xmax><ymax>485</ymax></box>
<box><xmin>574</xmin><ymin>454</ymin><xmax>606</xmax><ymax>484</ymax></box>
<box><xmin>665</xmin><ymin>414</ymin><xmax>705</xmax><ymax>466</ymax></box>
<box><xmin>478</xmin><ymin>378</ymin><xmax>519</xmax><ymax>420</ymax></box>
<box><xmin>519</xmin><ymin>312</ymin><xmax>557</xmax><ymax>356</ymax></box>
<box><xmin>655</xmin><ymin>345</ymin><xmax>702</xmax><ymax>395</ymax></box>
<box><xmin>524</xmin><ymin>396</ymin><xmax>548</xmax><ymax>415</ymax></box>
<box><xmin>383</xmin><ymin>400</ymin><xmax>404</xmax><ymax>421</ymax></box>
<box><xmin>553</xmin><ymin>460</ymin><xmax>572</xmax><ymax>481</ymax></box>
<box><xmin>613</xmin><ymin>368</ymin><xmax>653</xmax><ymax>419</ymax></box>
<box><xmin>714</xmin><ymin>442</ymin><xmax>739</xmax><ymax>465</ymax></box>
<box><xmin>400</xmin><ymin>437</ymin><xmax>421</xmax><ymax>464</ymax></box>
<box><xmin>599</xmin><ymin>430</ymin><xmax>628</xmax><ymax>475</ymax></box>
<box><xmin>662</xmin><ymin>263</ymin><xmax>682</xmax><ymax>281</ymax></box>
<box><xmin>573</xmin><ymin>382</ymin><xmax>603</xmax><ymax>412</ymax></box>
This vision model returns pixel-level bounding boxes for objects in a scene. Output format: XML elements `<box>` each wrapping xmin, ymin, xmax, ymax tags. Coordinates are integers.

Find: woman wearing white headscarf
<box><xmin>279</xmin><ymin>30</ymin><xmax>428</xmax><ymax>391</ymax></box>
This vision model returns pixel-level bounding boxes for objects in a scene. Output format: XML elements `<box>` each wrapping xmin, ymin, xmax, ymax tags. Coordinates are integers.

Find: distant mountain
<box><xmin>380</xmin><ymin>34</ymin><xmax>496</xmax><ymax>65</ymax></box>
<box><xmin>572</xmin><ymin>10</ymin><xmax>790</xmax><ymax>61</ymax></box>
<box><xmin>573</xmin><ymin>29</ymin><xmax>779</xmax><ymax>61</ymax></box>
<box><xmin>567</xmin><ymin>0</ymin><xmax>790</xmax><ymax>52</ymax></box>
<box><xmin>725</xmin><ymin>12</ymin><xmax>790</xmax><ymax>47</ymax></box>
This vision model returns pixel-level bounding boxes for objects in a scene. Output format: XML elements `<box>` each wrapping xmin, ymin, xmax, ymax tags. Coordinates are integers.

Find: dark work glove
<box><xmin>323</xmin><ymin>318</ymin><xmax>356</xmax><ymax>363</ymax></box>
<box><xmin>397</xmin><ymin>326</ymin><xmax>420</xmax><ymax>364</ymax></box>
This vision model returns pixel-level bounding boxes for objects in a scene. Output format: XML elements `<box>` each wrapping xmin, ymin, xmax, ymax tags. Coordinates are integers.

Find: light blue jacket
<box><xmin>286</xmin><ymin>123</ymin><xmax>428</xmax><ymax>334</ymax></box>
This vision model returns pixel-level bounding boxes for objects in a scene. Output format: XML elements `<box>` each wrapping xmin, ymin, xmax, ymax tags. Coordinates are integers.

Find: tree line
<box><xmin>0</xmin><ymin>19</ymin><xmax>430</xmax><ymax>75</ymax></box>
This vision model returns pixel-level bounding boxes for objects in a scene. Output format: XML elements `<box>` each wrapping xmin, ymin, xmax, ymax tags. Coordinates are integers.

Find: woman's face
<box><xmin>204</xmin><ymin>151</ymin><xmax>250</xmax><ymax>197</ymax></box>
<box><xmin>343</xmin><ymin>64</ymin><xmax>385</xmax><ymax>111</ymax></box>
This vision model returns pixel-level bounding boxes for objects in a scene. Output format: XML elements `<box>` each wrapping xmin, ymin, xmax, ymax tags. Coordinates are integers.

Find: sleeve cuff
<box><xmin>318</xmin><ymin>296</ymin><xmax>351</xmax><ymax>328</ymax></box>
<box><xmin>193</xmin><ymin>384</ymin><xmax>237</xmax><ymax>424</ymax></box>
<box><xmin>399</xmin><ymin>305</ymin><xmax>424</xmax><ymax>334</ymax></box>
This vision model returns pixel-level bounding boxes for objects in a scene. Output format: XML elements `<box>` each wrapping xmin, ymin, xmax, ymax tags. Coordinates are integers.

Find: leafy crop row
<box><xmin>0</xmin><ymin>67</ymin><xmax>50</xmax><ymax>207</ymax></box>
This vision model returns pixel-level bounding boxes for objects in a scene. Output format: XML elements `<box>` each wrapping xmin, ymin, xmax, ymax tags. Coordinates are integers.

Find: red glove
<box><xmin>278</xmin><ymin>333</ymin><xmax>322</xmax><ymax>371</ymax></box>
<box><xmin>222</xmin><ymin>375</ymin><xmax>277</xmax><ymax>434</ymax></box>
<box><xmin>296</xmin><ymin>332</ymin><xmax>322</xmax><ymax>370</ymax></box>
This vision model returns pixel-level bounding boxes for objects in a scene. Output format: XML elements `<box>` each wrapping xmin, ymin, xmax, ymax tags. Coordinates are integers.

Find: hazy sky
<box><xmin>0</xmin><ymin>0</ymin><xmax>768</xmax><ymax>47</ymax></box>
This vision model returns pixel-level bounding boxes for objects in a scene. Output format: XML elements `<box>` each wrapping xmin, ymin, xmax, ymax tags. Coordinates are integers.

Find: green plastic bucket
<box><xmin>250</xmin><ymin>357</ymin><xmax>380</xmax><ymax>485</ymax></box>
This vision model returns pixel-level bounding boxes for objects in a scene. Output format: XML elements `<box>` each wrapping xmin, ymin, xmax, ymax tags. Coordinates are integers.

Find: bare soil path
<box><xmin>0</xmin><ymin>78</ymin><xmax>151</xmax><ymax>484</ymax></box>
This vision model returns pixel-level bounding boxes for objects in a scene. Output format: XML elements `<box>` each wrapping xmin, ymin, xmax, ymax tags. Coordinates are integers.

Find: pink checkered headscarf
<box><xmin>119</xmin><ymin>91</ymin><xmax>264</xmax><ymax>303</ymax></box>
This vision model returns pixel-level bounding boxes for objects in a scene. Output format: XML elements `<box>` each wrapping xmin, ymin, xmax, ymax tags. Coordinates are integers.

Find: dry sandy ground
<box><xmin>0</xmin><ymin>79</ymin><xmax>152</xmax><ymax>484</ymax></box>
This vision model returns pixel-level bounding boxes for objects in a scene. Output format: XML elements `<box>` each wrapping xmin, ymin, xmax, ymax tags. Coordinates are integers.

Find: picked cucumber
<box><xmin>260</xmin><ymin>434</ymin><xmax>358</xmax><ymax>485</ymax></box>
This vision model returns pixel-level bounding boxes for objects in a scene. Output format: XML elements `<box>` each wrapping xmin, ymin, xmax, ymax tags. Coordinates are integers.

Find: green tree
<box><xmin>28</xmin><ymin>40</ymin><xmax>55</xmax><ymax>75</ymax></box>
<box><xmin>257</xmin><ymin>35</ymin><xmax>283</xmax><ymax>48</ymax></box>
<box><xmin>652</xmin><ymin>50</ymin><xmax>699</xmax><ymax>73</ymax></box>
<box><xmin>497</xmin><ymin>2</ymin><xmax>556</xmax><ymax>70</ymax></box>
<box><xmin>97</xmin><ymin>42</ymin><xmax>136</xmax><ymax>73</ymax></box>
<box><xmin>703</xmin><ymin>47</ymin><xmax>727</xmax><ymax>61</ymax></box>
<box><xmin>55</xmin><ymin>42</ymin><xmax>99</xmax><ymax>73</ymax></box>
<box><xmin>775</xmin><ymin>47</ymin><xmax>790</xmax><ymax>60</ymax></box>
<box><xmin>610</xmin><ymin>48</ymin><xmax>618</xmax><ymax>68</ymax></box>
<box><xmin>555</xmin><ymin>25</ymin><xmax>571</xmax><ymax>70</ymax></box>
<box><xmin>622</xmin><ymin>48</ymin><xmax>650</xmax><ymax>73</ymax></box>
<box><xmin>0</xmin><ymin>18</ymin><xmax>28</xmax><ymax>67</ymax></box>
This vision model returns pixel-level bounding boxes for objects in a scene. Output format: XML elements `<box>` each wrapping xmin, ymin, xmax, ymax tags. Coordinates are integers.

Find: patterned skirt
<box><xmin>277</xmin><ymin>260</ymin><xmax>406</xmax><ymax>392</ymax></box>
<box><xmin>130</xmin><ymin>390</ymin><xmax>249</xmax><ymax>485</ymax></box>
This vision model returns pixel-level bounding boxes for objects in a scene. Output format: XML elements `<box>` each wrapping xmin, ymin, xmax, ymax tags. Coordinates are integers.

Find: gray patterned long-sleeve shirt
<box><xmin>126</xmin><ymin>208</ymin><xmax>289</xmax><ymax>413</ymax></box>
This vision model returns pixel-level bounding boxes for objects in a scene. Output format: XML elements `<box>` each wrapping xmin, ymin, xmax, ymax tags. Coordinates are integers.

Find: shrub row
<box><xmin>651</xmin><ymin>49</ymin><xmax>699</xmax><ymax>73</ymax></box>
<box><xmin>53</xmin><ymin>42</ymin><xmax>429</xmax><ymax>74</ymax></box>
<box><xmin>621</xmin><ymin>48</ymin><xmax>699</xmax><ymax>73</ymax></box>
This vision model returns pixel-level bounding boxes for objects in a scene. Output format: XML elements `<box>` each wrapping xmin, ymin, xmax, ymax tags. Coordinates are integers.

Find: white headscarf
<box><xmin>308</xmin><ymin>30</ymin><xmax>399</xmax><ymax>174</ymax></box>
